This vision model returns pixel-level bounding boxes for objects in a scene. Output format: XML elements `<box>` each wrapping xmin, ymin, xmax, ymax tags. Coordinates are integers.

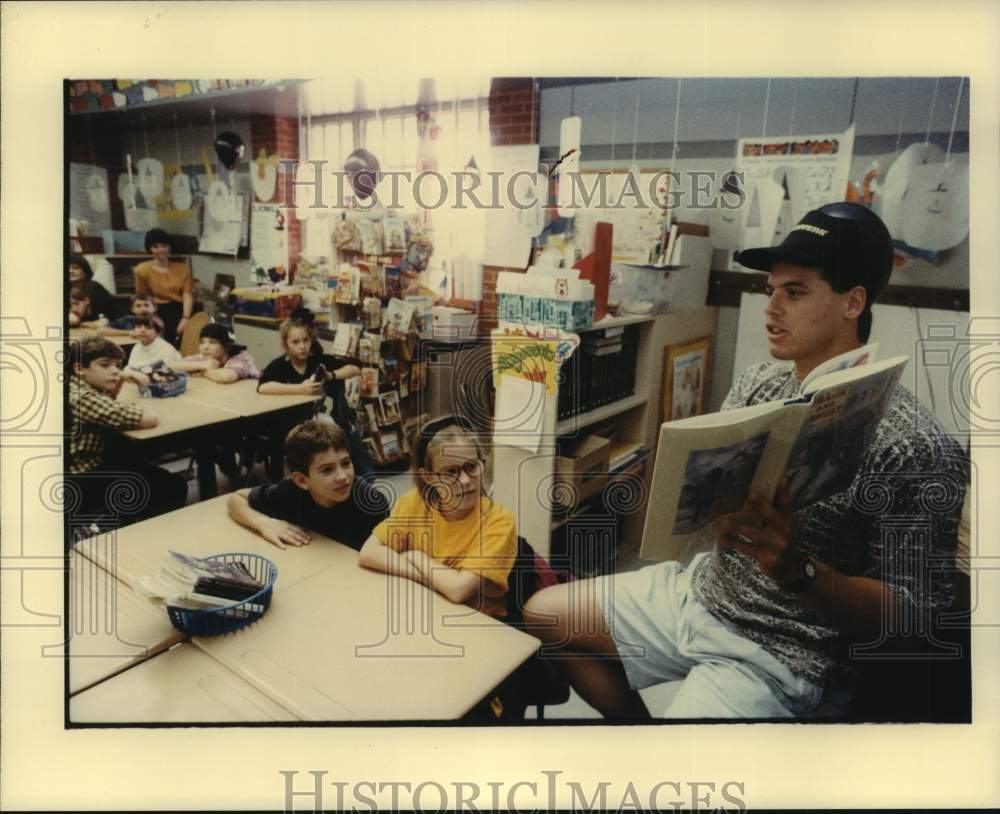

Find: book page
<box><xmin>786</xmin><ymin>357</ymin><xmax>906</xmax><ymax>507</ymax></box>
<box><xmin>799</xmin><ymin>341</ymin><xmax>879</xmax><ymax>394</ymax></box>
<box><xmin>640</xmin><ymin>401</ymin><xmax>806</xmax><ymax>563</ymax></box>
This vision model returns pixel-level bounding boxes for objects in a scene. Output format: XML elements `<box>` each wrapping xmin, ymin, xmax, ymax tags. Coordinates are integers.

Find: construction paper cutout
<box><xmin>136</xmin><ymin>157</ymin><xmax>164</xmax><ymax>199</ymax></box>
<box><xmin>879</xmin><ymin>142</ymin><xmax>942</xmax><ymax>239</ymax></box>
<box><xmin>901</xmin><ymin>158</ymin><xmax>969</xmax><ymax>251</ymax></box>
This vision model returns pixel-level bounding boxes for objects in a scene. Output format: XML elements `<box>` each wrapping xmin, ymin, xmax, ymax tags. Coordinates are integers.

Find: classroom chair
<box><xmin>178</xmin><ymin>311</ymin><xmax>211</xmax><ymax>357</ymax></box>
<box><xmin>491</xmin><ymin>537</ymin><xmax>573</xmax><ymax>720</ymax></box>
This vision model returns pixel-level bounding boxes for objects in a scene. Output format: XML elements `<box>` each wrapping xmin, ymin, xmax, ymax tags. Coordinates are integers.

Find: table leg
<box><xmin>195</xmin><ymin>446</ymin><xmax>218</xmax><ymax>499</ymax></box>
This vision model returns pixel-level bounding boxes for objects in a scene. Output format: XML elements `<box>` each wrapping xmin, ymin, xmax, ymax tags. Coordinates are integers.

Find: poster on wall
<box><xmin>573</xmin><ymin>169</ymin><xmax>672</xmax><ymax>264</ymax></box>
<box><xmin>250</xmin><ymin>202</ymin><xmax>290</xmax><ymax>273</ymax></box>
<box><xmin>732</xmin><ymin>125</ymin><xmax>855</xmax><ymax>268</ymax></box>
<box><xmin>483</xmin><ymin>144</ymin><xmax>543</xmax><ymax>269</ymax></box>
<box><xmin>69</xmin><ymin>163</ymin><xmax>112</xmax><ymax>233</ymax></box>
<box><xmin>198</xmin><ymin>191</ymin><xmax>249</xmax><ymax>256</ymax></box>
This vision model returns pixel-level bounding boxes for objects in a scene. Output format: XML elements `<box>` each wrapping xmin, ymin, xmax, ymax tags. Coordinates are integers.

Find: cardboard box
<box><xmin>554</xmin><ymin>434</ymin><xmax>610</xmax><ymax>509</ymax></box>
<box><xmin>430</xmin><ymin>305</ymin><xmax>477</xmax><ymax>340</ymax></box>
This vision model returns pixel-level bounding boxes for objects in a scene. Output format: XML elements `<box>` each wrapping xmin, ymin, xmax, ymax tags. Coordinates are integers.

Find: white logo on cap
<box><xmin>792</xmin><ymin>224</ymin><xmax>829</xmax><ymax>237</ymax></box>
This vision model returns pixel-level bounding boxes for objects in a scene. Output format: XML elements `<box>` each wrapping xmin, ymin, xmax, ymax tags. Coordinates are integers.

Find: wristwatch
<box><xmin>781</xmin><ymin>554</ymin><xmax>818</xmax><ymax>594</ymax></box>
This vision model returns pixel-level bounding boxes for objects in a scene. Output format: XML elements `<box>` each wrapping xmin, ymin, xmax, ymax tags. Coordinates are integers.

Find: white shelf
<box><xmin>580</xmin><ymin>313</ymin><xmax>654</xmax><ymax>332</ymax></box>
<box><xmin>556</xmin><ymin>393</ymin><xmax>648</xmax><ymax>435</ymax></box>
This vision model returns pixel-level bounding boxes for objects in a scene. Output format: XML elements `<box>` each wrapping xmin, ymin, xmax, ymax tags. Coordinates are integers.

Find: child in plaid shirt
<box><xmin>68</xmin><ymin>336</ymin><xmax>187</xmax><ymax>539</ymax></box>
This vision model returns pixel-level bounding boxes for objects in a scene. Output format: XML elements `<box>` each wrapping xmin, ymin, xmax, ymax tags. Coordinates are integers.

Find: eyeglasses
<box><xmin>433</xmin><ymin>459</ymin><xmax>484</xmax><ymax>481</ymax></box>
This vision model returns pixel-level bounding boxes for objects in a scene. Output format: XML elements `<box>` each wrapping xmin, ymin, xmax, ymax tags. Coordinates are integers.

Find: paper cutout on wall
<box><xmin>69</xmin><ymin>163</ymin><xmax>113</xmax><ymax>231</ymax></box>
<box><xmin>251</xmin><ymin>148</ymin><xmax>279</xmax><ymax>202</ymax></box>
<box><xmin>206</xmin><ymin>180</ymin><xmax>236</xmax><ymax>223</ymax></box>
<box><xmin>709</xmin><ymin>171</ymin><xmax>743</xmax><ymax>250</ymax></box>
<box><xmin>168</xmin><ymin>166</ymin><xmax>193</xmax><ymax>212</ymax></box>
<box><xmin>901</xmin><ymin>157</ymin><xmax>969</xmax><ymax>251</ymax></box>
<box><xmin>556</xmin><ymin>116</ymin><xmax>582</xmax><ymax>217</ymax></box>
<box><xmin>879</xmin><ymin>142</ymin><xmax>942</xmax><ymax>239</ymax></box>
<box><xmin>136</xmin><ymin>157</ymin><xmax>165</xmax><ymax>199</ymax></box>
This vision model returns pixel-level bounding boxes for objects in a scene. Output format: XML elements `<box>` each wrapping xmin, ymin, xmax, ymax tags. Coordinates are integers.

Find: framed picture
<box><xmin>662</xmin><ymin>336</ymin><xmax>711</xmax><ymax>422</ymax></box>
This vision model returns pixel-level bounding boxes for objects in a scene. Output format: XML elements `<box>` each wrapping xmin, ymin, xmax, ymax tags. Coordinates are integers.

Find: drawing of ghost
<box><xmin>901</xmin><ymin>157</ymin><xmax>969</xmax><ymax>251</ymax></box>
<box><xmin>709</xmin><ymin>170</ymin><xmax>743</xmax><ymax>250</ymax></box>
<box><xmin>555</xmin><ymin>278</ymin><xmax>569</xmax><ymax>299</ymax></box>
<box><xmin>878</xmin><ymin>142</ymin><xmax>943</xmax><ymax>239</ymax></box>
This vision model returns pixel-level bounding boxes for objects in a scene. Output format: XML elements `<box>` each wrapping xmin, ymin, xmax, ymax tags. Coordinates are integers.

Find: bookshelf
<box><xmin>492</xmin><ymin>307</ymin><xmax>718</xmax><ymax>565</ymax></box>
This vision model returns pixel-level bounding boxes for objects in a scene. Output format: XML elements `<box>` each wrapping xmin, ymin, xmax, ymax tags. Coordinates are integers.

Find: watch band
<box><xmin>782</xmin><ymin>554</ymin><xmax>817</xmax><ymax>594</ymax></box>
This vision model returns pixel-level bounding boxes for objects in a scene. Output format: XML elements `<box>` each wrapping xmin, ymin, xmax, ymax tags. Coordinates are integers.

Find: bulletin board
<box><xmin>571</xmin><ymin>167</ymin><xmax>672</xmax><ymax>264</ymax></box>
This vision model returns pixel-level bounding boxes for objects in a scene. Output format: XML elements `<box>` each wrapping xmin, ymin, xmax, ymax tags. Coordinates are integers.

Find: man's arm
<box><xmin>718</xmin><ymin>483</ymin><xmax>898</xmax><ymax>641</ymax></box>
<box><xmin>226</xmin><ymin>488</ymin><xmax>312</xmax><ymax>550</ymax></box>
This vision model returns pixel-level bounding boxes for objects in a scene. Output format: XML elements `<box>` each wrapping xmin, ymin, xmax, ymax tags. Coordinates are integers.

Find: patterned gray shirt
<box><xmin>691</xmin><ymin>361</ymin><xmax>968</xmax><ymax>686</ymax></box>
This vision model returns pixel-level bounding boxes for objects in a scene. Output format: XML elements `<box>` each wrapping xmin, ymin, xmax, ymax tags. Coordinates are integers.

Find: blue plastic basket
<box><xmin>138</xmin><ymin>370</ymin><xmax>188</xmax><ymax>398</ymax></box>
<box><xmin>166</xmin><ymin>553</ymin><xmax>278</xmax><ymax>636</ymax></box>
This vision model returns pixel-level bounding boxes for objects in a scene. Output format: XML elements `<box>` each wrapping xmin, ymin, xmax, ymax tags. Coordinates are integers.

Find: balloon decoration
<box><xmin>214</xmin><ymin>131</ymin><xmax>245</xmax><ymax>171</ymax></box>
<box><xmin>343</xmin><ymin>148</ymin><xmax>381</xmax><ymax>199</ymax></box>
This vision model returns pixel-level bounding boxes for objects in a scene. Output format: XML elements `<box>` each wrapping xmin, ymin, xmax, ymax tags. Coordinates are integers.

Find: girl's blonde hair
<box><xmin>278</xmin><ymin>315</ymin><xmax>315</xmax><ymax>347</ymax></box>
<box><xmin>411</xmin><ymin>417</ymin><xmax>489</xmax><ymax>510</ymax></box>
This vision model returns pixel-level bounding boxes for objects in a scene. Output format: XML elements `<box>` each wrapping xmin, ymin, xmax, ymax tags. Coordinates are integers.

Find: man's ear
<box><xmin>72</xmin><ymin>361</ymin><xmax>85</xmax><ymax>377</ymax></box>
<box><xmin>289</xmin><ymin>470</ymin><xmax>310</xmax><ymax>491</ymax></box>
<box><xmin>843</xmin><ymin>285</ymin><xmax>867</xmax><ymax>321</ymax></box>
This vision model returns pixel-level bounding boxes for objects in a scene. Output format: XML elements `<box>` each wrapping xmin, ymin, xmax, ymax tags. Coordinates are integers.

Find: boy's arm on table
<box><xmin>226</xmin><ymin>488</ymin><xmax>312</xmax><ymax>549</ymax></box>
<box><xmin>171</xmin><ymin>357</ymin><xmax>218</xmax><ymax>374</ymax></box>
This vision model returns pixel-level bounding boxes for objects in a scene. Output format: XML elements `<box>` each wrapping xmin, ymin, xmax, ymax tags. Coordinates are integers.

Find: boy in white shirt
<box><xmin>122</xmin><ymin>315</ymin><xmax>182</xmax><ymax>386</ymax></box>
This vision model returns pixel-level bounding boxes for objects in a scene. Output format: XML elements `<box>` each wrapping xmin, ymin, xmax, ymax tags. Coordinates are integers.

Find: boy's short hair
<box><xmin>133</xmin><ymin>314</ymin><xmax>165</xmax><ymax>333</ymax></box>
<box><xmin>71</xmin><ymin>336</ymin><xmax>124</xmax><ymax>371</ymax></box>
<box><xmin>130</xmin><ymin>292</ymin><xmax>156</xmax><ymax>307</ymax></box>
<box><xmin>284</xmin><ymin>420</ymin><xmax>351</xmax><ymax>475</ymax></box>
<box><xmin>69</xmin><ymin>285</ymin><xmax>90</xmax><ymax>302</ymax></box>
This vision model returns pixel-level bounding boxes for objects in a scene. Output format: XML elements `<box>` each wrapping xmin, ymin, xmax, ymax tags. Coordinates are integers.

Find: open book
<box><xmin>640</xmin><ymin>345</ymin><xmax>905</xmax><ymax>563</ymax></box>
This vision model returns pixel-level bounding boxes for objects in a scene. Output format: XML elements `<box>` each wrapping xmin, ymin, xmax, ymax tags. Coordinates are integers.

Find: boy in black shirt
<box><xmin>227</xmin><ymin>420</ymin><xmax>389</xmax><ymax>550</ymax></box>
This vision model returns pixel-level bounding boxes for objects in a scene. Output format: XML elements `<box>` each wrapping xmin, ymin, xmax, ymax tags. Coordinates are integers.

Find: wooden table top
<box><xmin>69</xmin><ymin>642</ymin><xmax>296</xmax><ymax>723</ymax></box>
<box><xmin>68</xmin><ymin>551</ymin><xmax>184</xmax><ymax>695</ymax></box>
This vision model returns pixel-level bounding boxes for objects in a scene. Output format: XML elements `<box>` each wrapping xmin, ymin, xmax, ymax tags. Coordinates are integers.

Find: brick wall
<box><xmin>481</xmin><ymin>78</ymin><xmax>540</xmax><ymax>334</ymax></box>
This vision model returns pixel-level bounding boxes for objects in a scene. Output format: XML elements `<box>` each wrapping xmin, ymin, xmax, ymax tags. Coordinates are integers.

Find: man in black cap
<box><xmin>524</xmin><ymin>203</ymin><xmax>968</xmax><ymax>719</ymax></box>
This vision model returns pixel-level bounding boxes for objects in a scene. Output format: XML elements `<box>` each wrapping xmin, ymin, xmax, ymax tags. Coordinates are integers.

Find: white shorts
<box><xmin>596</xmin><ymin>553</ymin><xmax>827</xmax><ymax>718</ymax></box>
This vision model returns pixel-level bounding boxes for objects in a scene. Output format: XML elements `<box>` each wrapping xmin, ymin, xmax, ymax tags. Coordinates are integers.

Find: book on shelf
<box><xmin>640</xmin><ymin>344</ymin><xmax>903</xmax><ymax>563</ymax></box>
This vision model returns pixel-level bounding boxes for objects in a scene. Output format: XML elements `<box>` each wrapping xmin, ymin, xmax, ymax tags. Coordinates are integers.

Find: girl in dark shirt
<box><xmin>258</xmin><ymin>311</ymin><xmax>373</xmax><ymax>475</ymax></box>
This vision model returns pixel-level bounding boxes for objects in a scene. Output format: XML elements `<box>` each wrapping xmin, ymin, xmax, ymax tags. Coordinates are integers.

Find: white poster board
<box><xmin>250</xmin><ymin>202</ymin><xmax>290</xmax><ymax>271</ymax></box>
<box><xmin>199</xmin><ymin>191</ymin><xmax>249</xmax><ymax>256</ymax></box>
<box><xmin>573</xmin><ymin>170</ymin><xmax>671</xmax><ymax>264</ymax></box>
<box><xmin>733</xmin><ymin>125</ymin><xmax>855</xmax><ymax>265</ymax></box>
<box><xmin>483</xmin><ymin>144</ymin><xmax>542</xmax><ymax>268</ymax></box>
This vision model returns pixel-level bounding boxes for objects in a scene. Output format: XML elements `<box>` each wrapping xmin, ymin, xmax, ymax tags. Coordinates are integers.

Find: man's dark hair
<box><xmin>284</xmin><ymin>420</ymin><xmax>351</xmax><ymax>475</ymax></box>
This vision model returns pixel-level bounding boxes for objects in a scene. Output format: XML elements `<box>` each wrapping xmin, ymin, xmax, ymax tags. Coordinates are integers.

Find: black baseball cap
<box><xmin>199</xmin><ymin>322</ymin><xmax>246</xmax><ymax>354</ymax></box>
<box><xmin>736</xmin><ymin>202</ymin><xmax>894</xmax><ymax>303</ymax></box>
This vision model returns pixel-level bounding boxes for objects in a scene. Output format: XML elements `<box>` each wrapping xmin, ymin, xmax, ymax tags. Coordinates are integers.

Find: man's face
<box><xmin>131</xmin><ymin>298</ymin><xmax>156</xmax><ymax>317</ymax></box>
<box><xmin>76</xmin><ymin>356</ymin><xmax>122</xmax><ymax>394</ymax></box>
<box><xmin>763</xmin><ymin>264</ymin><xmax>850</xmax><ymax>365</ymax></box>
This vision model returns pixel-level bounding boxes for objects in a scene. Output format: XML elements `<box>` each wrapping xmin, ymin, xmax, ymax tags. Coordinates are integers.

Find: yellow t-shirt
<box><xmin>133</xmin><ymin>259</ymin><xmax>194</xmax><ymax>304</ymax></box>
<box><xmin>372</xmin><ymin>490</ymin><xmax>517</xmax><ymax>618</ymax></box>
